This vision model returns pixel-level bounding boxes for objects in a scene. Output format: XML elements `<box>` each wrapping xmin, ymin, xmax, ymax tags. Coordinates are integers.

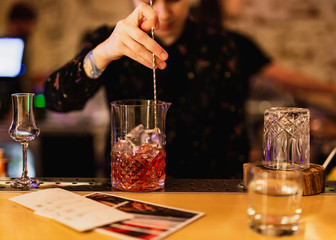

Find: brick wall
<box><xmin>225</xmin><ymin>0</ymin><xmax>336</xmax><ymax>83</ymax></box>
<box><xmin>0</xmin><ymin>0</ymin><xmax>133</xmax><ymax>76</ymax></box>
<box><xmin>1</xmin><ymin>0</ymin><xmax>335</xmax><ymax>82</ymax></box>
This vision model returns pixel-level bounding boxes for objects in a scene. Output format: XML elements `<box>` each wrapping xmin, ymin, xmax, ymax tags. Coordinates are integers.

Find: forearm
<box><xmin>44</xmin><ymin>53</ymin><xmax>104</xmax><ymax>112</ymax></box>
<box><xmin>44</xmin><ymin>26</ymin><xmax>113</xmax><ymax>112</ymax></box>
<box><xmin>262</xmin><ymin>63</ymin><xmax>336</xmax><ymax>95</ymax></box>
<box><xmin>83</xmin><ymin>43</ymin><xmax>111</xmax><ymax>79</ymax></box>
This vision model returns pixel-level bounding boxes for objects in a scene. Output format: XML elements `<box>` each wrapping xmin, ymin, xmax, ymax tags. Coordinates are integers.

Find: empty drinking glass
<box><xmin>263</xmin><ymin>107</ymin><xmax>310</xmax><ymax>170</ymax></box>
<box><xmin>8</xmin><ymin>93</ymin><xmax>39</xmax><ymax>189</ymax></box>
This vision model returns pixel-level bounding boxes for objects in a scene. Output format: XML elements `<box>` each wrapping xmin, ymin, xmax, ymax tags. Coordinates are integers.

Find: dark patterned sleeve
<box><xmin>44</xmin><ymin>26</ymin><xmax>112</xmax><ymax>112</ymax></box>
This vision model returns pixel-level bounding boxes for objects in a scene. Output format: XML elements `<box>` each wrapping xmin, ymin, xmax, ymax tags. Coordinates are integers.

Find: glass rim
<box><xmin>11</xmin><ymin>93</ymin><xmax>35</xmax><ymax>97</ymax></box>
<box><xmin>245</xmin><ymin>162</ymin><xmax>303</xmax><ymax>189</ymax></box>
<box><xmin>111</xmin><ymin>99</ymin><xmax>171</xmax><ymax>107</ymax></box>
<box><xmin>265</xmin><ymin>107</ymin><xmax>309</xmax><ymax>113</ymax></box>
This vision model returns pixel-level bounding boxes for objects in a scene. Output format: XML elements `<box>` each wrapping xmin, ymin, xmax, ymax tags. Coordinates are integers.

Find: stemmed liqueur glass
<box><xmin>8</xmin><ymin>93</ymin><xmax>39</xmax><ymax>189</ymax></box>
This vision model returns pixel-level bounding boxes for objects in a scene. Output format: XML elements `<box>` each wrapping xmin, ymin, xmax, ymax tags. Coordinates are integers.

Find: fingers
<box><xmin>127</xmin><ymin>24</ymin><xmax>168</xmax><ymax>61</ymax></box>
<box><xmin>122</xmin><ymin>36</ymin><xmax>167</xmax><ymax>70</ymax></box>
<box><xmin>98</xmin><ymin>3</ymin><xmax>168</xmax><ymax>70</ymax></box>
<box><xmin>131</xmin><ymin>3</ymin><xmax>160</xmax><ymax>32</ymax></box>
<box><xmin>117</xmin><ymin>5</ymin><xmax>168</xmax><ymax>69</ymax></box>
<box><xmin>127</xmin><ymin>3</ymin><xmax>168</xmax><ymax>61</ymax></box>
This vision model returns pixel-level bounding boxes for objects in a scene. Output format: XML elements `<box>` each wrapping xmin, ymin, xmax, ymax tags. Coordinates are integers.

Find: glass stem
<box><xmin>21</xmin><ymin>143</ymin><xmax>29</xmax><ymax>181</ymax></box>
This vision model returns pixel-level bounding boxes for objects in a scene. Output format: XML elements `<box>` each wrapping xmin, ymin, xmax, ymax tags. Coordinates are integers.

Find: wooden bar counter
<box><xmin>1</xmin><ymin>179</ymin><xmax>335</xmax><ymax>240</ymax></box>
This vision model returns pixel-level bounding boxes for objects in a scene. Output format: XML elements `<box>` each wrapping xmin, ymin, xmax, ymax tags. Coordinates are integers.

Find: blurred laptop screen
<box><xmin>0</xmin><ymin>38</ymin><xmax>24</xmax><ymax>77</ymax></box>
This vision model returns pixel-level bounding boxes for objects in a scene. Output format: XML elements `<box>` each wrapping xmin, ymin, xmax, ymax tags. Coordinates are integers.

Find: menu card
<box><xmin>86</xmin><ymin>192</ymin><xmax>204</xmax><ymax>240</ymax></box>
<box><xmin>9</xmin><ymin>188</ymin><xmax>132</xmax><ymax>232</ymax></box>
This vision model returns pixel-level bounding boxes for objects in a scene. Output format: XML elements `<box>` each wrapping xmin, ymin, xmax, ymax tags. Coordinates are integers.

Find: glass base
<box><xmin>263</xmin><ymin>162</ymin><xmax>307</xmax><ymax>170</ymax></box>
<box><xmin>250</xmin><ymin>222</ymin><xmax>299</xmax><ymax>236</ymax></box>
<box><xmin>11</xmin><ymin>178</ymin><xmax>39</xmax><ymax>189</ymax></box>
<box><xmin>112</xmin><ymin>183</ymin><xmax>164</xmax><ymax>192</ymax></box>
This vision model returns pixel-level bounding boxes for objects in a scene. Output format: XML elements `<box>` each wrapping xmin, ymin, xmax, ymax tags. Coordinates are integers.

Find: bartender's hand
<box><xmin>84</xmin><ymin>3</ymin><xmax>168</xmax><ymax>79</ymax></box>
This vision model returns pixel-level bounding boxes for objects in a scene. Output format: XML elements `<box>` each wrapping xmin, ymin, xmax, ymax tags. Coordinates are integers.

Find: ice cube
<box><xmin>113</xmin><ymin>139</ymin><xmax>135</xmax><ymax>155</ymax></box>
<box><xmin>126</xmin><ymin>124</ymin><xmax>144</xmax><ymax>139</ymax></box>
<box><xmin>136</xmin><ymin>143</ymin><xmax>160</xmax><ymax>161</ymax></box>
<box><xmin>150</xmin><ymin>132</ymin><xmax>164</xmax><ymax>147</ymax></box>
<box><xmin>125</xmin><ymin>124</ymin><xmax>164</xmax><ymax>148</ymax></box>
<box><xmin>126</xmin><ymin>124</ymin><xmax>144</xmax><ymax>146</ymax></box>
<box><xmin>144</xmin><ymin>128</ymin><xmax>164</xmax><ymax>148</ymax></box>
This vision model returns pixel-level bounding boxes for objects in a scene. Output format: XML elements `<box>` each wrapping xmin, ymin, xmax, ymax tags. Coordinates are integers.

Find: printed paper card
<box><xmin>86</xmin><ymin>192</ymin><xmax>204</xmax><ymax>240</ymax></box>
<box><xmin>9</xmin><ymin>188</ymin><xmax>132</xmax><ymax>232</ymax></box>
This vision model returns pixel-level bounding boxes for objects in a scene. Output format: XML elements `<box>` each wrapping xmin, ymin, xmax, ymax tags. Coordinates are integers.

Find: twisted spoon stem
<box><xmin>150</xmin><ymin>0</ymin><xmax>158</xmax><ymax>130</ymax></box>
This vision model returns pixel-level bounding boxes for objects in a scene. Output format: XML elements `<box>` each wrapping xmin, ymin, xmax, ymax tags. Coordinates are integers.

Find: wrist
<box><xmin>83</xmin><ymin>48</ymin><xmax>105</xmax><ymax>79</ymax></box>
